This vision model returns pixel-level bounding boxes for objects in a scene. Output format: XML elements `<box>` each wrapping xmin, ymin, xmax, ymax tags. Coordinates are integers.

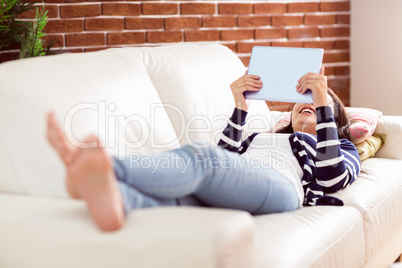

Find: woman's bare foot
<box><xmin>46</xmin><ymin>113</ymin><xmax>125</xmax><ymax>231</ymax></box>
<box><xmin>67</xmin><ymin>135</ymin><xmax>125</xmax><ymax>231</ymax></box>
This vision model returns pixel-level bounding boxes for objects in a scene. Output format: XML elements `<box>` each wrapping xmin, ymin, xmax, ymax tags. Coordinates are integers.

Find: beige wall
<box><xmin>351</xmin><ymin>0</ymin><xmax>402</xmax><ymax>115</ymax></box>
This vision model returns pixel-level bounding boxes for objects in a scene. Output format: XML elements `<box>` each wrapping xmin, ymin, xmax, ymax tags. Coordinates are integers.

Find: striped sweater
<box><xmin>218</xmin><ymin>106</ymin><xmax>361</xmax><ymax>206</ymax></box>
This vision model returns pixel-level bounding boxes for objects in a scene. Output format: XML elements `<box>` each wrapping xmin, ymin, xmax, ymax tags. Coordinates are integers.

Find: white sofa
<box><xmin>0</xmin><ymin>44</ymin><xmax>401</xmax><ymax>268</ymax></box>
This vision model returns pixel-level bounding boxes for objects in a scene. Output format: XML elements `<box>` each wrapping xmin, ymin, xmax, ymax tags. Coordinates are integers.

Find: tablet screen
<box><xmin>245</xmin><ymin>46</ymin><xmax>324</xmax><ymax>103</ymax></box>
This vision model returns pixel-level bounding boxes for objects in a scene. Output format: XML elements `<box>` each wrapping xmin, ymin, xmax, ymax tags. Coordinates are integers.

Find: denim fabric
<box><xmin>113</xmin><ymin>144</ymin><xmax>299</xmax><ymax>215</ymax></box>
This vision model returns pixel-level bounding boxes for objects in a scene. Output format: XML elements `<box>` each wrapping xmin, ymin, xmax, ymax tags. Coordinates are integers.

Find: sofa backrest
<box><xmin>133</xmin><ymin>44</ymin><xmax>272</xmax><ymax>146</ymax></box>
<box><xmin>0</xmin><ymin>48</ymin><xmax>180</xmax><ymax>197</ymax></box>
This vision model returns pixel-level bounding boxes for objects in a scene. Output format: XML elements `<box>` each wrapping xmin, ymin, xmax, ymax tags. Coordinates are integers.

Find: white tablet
<box><xmin>244</xmin><ymin>46</ymin><xmax>324</xmax><ymax>103</ymax></box>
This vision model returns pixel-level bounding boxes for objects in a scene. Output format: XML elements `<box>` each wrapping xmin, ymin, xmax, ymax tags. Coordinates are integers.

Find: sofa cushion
<box><xmin>135</xmin><ymin>44</ymin><xmax>272</xmax><ymax>146</ymax></box>
<box><xmin>333</xmin><ymin>158</ymin><xmax>402</xmax><ymax>263</ymax></box>
<box><xmin>0</xmin><ymin>194</ymin><xmax>255</xmax><ymax>268</ymax></box>
<box><xmin>0</xmin><ymin>49</ymin><xmax>179</xmax><ymax>197</ymax></box>
<box><xmin>254</xmin><ymin>206</ymin><xmax>365</xmax><ymax>268</ymax></box>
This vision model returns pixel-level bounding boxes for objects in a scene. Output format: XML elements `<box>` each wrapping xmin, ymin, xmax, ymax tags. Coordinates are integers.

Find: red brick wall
<box><xmin>6</xmin><ymin>0</ymin><xmax>350</xmax><ymax>110</ymax></box>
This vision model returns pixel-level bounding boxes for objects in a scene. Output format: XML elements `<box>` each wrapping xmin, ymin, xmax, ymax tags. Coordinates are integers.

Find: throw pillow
<box><xmin>355</xmin><ymin>134</ymin><xmax>385</xmax><ymax>161</ymax></box>
<box><xmin>347</xmin><ymin>107</ymin><xmax>383</xmax><ymax>144</ymax></box>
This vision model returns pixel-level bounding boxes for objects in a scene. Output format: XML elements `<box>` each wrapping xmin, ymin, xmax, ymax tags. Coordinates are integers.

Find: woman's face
<box><xmin>291</xmin><ymin>94</ymin><xmax>335</xmax><ymax>135</ymax></box>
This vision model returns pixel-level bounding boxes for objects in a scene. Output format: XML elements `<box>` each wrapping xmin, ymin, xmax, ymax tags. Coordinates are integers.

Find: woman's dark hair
<box><xmin>276</xmin><ymin>87</ymin><xmax>351</xmax><ymax>140</ymax></box>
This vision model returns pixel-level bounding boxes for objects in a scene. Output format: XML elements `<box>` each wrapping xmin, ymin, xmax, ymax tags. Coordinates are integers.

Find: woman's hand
<box><xmin>230</xmin><ymin>71</ymin><xmax>262</xmax><ymax>112</ymax></box>
<box><xmin>296</xmin><ymin>67</ymin><xmax>328</xmax><ymax>108</ymax></box>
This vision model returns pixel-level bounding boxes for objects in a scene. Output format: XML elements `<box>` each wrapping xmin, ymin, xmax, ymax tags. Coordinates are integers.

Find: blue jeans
<box><xmin>113</xmin><ymin>144</ymin><xmax>299</xmax><ymax>215</ymax></box>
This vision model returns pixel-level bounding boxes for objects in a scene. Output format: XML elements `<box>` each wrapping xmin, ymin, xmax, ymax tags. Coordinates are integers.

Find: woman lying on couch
<box><xmin>46</xmin><ymin>67</ymin><xmax>361</xmax><ymax>231</ymax></box>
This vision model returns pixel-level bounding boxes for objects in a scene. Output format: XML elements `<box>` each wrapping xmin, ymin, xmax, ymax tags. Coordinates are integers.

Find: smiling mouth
<box><xmin>299</xmin><ymin>107</ymin><xmax>316</xmax><ymax>115</ymax></box>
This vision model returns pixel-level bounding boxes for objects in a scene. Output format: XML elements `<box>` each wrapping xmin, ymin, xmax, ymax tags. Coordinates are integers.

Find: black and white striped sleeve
<box><xmin>314</xmin><ymin>106</ymin><xmax>361</xmax><ymax>193</ymax></box>
<box><xmin>217</xmin><ymin>108</ymin><xmax>248</xmax><ymax>153</ymax></box>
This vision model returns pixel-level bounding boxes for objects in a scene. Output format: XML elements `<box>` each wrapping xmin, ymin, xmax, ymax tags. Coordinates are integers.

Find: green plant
<box><xmin>19</xmin><ymin>6</ymin><xmax>56</xmax><ymax>58</ymax></box>
<box><xmin>0</xmin><ymin>0</ymin><xmax>57</xmax><ymax>61</ymax></box>
<box><xmin>1</xmin><ymin>0</ymin><xmax>33</xmax><ymax>50</ymax></box>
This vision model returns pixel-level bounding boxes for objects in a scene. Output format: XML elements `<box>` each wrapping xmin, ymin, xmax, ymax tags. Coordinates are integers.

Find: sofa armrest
<box><xmin>374</xmin><ymin>115</ymin><xmax>402</xmax><ymax>159</ymax></box>
<box><xmin>0</xmin><ymin>194</ymin><xmax>256</xmax><ymax>268</ymax></box>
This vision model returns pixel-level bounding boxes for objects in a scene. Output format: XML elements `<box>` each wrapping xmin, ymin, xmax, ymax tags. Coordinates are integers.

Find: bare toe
<box><xmin>46</xmin><ymin>112</ymin><xmax>75</xmax><ymax>164</ymax></box>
